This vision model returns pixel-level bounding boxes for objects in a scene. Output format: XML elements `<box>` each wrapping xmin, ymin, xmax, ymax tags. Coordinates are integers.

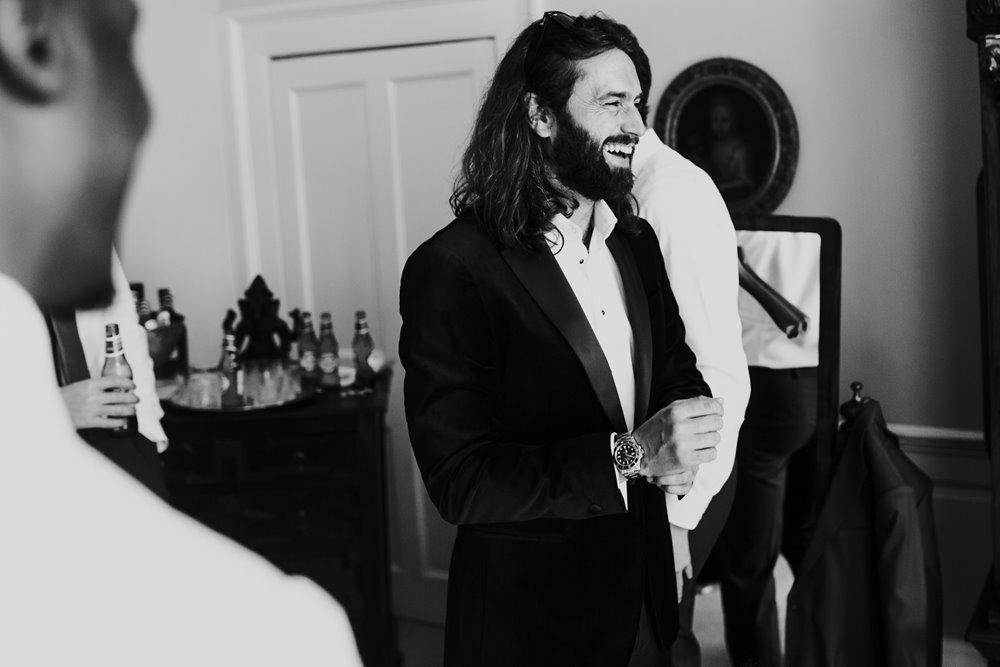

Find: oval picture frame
<box><xmin>652</xmin><ymin>57</ymin><xmax>799</xmax><ymax>218</ymax></box>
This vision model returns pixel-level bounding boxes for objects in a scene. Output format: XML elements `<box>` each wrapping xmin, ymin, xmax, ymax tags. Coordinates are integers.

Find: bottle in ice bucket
<box><xmin>156</xmin><ymin>288</ymin><xmax>184</xmax><ymax>327</ymax></box>
<box><xmin>298</xmin><ymin>311</ymin><xmax>320</xmax><ymax>384</ymax></box>
<box><xmin>219</xmin><ymin>332</ymin><xmax>244</xmax><ymax>408</ymax></box>
<box><xmin>352</xmin><ymin>310</ymin><xmax>375</xmax><ymax>390</ymax></box>
<box><xmin>318</xmin><ymin>312</ymin><xmax>340</xmax><ymax>388</ymax></box>
<box><xmin>101</xmin><ymin>323</ymin><xmax>134</xmax><ymax>435</ymax></box>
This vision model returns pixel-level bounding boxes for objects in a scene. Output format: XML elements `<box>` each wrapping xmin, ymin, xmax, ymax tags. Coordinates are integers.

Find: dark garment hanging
<box><xmin>785</xmin><ymin>397</ymin><xmax>943</xmax><ymax>666</ymax></box>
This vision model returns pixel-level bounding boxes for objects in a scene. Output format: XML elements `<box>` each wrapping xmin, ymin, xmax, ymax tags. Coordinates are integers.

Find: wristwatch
<box><xmin>612</xmin><ymin>432</ymin><xmax>644</xmax><ymax>481</ymax></box>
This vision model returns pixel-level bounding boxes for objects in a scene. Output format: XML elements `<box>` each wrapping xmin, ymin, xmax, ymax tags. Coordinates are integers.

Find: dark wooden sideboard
<box><xmin>161</xmin><ymin>371</ymin><xmax>394</xmax><ymax>667</ymax></box>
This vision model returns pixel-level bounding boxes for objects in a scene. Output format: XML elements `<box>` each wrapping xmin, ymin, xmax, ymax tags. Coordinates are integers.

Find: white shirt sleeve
<box><xmin>633</xmin><ymin>130</ymin><xmax>752</xmax><ymax>531</ymax></box>
<box><xmin>76</xmin><ymin>248</ymin><xmax>169</xmax><ymax>449</ymax></box>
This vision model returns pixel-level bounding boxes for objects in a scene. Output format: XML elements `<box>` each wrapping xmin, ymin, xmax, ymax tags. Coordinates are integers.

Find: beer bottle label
<box><xmin>319</xmin><ymin>352</ymin><xmax>338</xmax><ymax>374</ymax></box>
<box><xmin>300</xmin><ymin>350</ymin><xmax>317</xmax><ymax>372</ymax></box>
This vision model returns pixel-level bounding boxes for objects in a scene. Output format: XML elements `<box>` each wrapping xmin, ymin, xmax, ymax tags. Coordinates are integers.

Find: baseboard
<box><xmin>888</xmin><ymin>425</ymin><xmax>991</xmax><ymax>637</ymax></box>
<box><xmin>892</xmin><ymin>426</ymin><xmax>991</xmax><ymax>489</ymax></box>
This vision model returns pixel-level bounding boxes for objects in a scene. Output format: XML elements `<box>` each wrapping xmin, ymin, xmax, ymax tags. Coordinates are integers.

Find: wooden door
<box><xmin>268</xmin><ymin>39</ymin><xmax>495</xmax><ymax>624</ymax></box>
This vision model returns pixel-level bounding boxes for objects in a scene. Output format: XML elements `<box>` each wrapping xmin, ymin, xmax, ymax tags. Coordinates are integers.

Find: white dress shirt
<box><xmin>0</xmin><ymin>272</ymin><xmax>363</xmax><ymax>666</ymax></box>
<box><xmin>75</xmin><ymin>249</ymin><xmax>169</xmax><ymax>450</ymax></box>
<box><xmin>632</xmin><ymin>128</ymin><xmax>752</xmax><ymax>531</ymax></box>
<box><xmin>545</xmin><ymin>201</ymin><xmax>635</xmax><ymax>505</ymax></box>
<box><xmin>736</xmin><ymin>230</ymin><xmax>820</xmax><ymax>368</ymax></box>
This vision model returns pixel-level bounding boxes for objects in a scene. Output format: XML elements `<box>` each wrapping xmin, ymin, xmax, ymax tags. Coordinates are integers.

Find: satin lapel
<box><xmin>606</xmin><ymin>232</ymin><xmax>652</xmax><ymax>427</ymax></box>
<box><xmin>500</xmin><ymin>245</ymin><xmax>628</xmax><ymax>433</ymax></box>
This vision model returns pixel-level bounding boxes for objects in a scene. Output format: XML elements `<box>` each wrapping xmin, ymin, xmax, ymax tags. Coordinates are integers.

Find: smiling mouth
<box><xmin>604</xmin><ymin>141</ymin><xmax>635</xmax><ymax>161</ymax></box>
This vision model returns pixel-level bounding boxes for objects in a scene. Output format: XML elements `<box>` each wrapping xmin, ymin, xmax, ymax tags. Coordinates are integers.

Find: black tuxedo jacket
<box><xmin>399</xmin><ymin>210</ymin><xmax>709</xmax><ymax>666</ymax></box>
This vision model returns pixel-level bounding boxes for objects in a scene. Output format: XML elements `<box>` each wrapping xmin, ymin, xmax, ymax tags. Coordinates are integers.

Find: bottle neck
<box><xmin>105</xmin><ymin>337</ymin><xmax>125</xmax><ymax>357</ymax></box>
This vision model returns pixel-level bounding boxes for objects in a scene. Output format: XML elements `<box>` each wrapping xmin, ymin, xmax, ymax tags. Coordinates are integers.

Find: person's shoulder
<box><xmin>402</xmin><ymin>210</ymin><xmax>498</xmax><ymax>283</ymax></box>
<box><xmin>635</xmin><ymin>139</ymin><xmax>718</xmax><ymax>192</ymax></box>
<box><xmin>412</xmin><ymin>210</ymin><xmax>493</xmax><ymax>256</ymax></box>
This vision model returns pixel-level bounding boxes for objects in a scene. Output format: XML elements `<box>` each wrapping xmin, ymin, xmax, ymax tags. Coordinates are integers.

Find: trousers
<box><xmin>714</xmin><ymin>367</ymin><xmax>817</xmax><ymax>667</ymax></box>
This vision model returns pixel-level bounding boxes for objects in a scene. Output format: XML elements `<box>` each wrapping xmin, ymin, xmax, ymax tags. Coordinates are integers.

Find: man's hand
<box><xmin>669</xmin><ymin>523</ymin><xmax>692</xmax><ymax>603</ymax></box>
<box><xmin>634</xmin><ymin>396</ymin><xmax>723</xmax><ymax>494</ymax></box>
<box><xmin>59</xmin><ymin>377</ymin><xmax>138</xmax><ymax>430</ymax></box>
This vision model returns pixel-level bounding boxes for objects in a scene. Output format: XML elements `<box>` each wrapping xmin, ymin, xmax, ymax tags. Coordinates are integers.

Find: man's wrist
<box><xmin>612</xmin><ymin>432</ymin><xmax>643</xmax><ymax>481</ymax></box>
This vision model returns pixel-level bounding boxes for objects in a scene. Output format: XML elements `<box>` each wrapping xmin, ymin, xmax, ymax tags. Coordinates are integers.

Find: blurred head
<box><xmin>0</xmin><ymin>0</ymin><xmax>150</xmax><ymax>311</ymax></box>
<box><xmin>450</xmin><ymin>12</ymin><xmax>649</xmax><ymax>251</ymax></box>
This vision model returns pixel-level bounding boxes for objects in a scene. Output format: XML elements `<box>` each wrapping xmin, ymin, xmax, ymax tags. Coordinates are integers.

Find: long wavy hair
<box><xmin>449</xmin><ymin>14</ymin><xmax>651</xmax><ymax>251</ymax></box>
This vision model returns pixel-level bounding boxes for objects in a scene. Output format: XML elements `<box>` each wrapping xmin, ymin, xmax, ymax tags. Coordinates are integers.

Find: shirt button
<box><xmin>588</xmin><ymin>503</ymin><xmax>602</xmax><ymax>514</ymax></box>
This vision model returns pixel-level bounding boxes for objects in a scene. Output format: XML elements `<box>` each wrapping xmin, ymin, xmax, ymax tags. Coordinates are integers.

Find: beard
<box><xmin>549</xmin><ymin>109</ymin><xmax>635</xmax><ymax>203</ymax></box>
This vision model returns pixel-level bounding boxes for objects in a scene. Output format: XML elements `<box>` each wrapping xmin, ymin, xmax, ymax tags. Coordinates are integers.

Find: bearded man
<box><xmin>399</xmin><ymin>12</ymin><xmax>724</xmax><ymax>667</ymax></box>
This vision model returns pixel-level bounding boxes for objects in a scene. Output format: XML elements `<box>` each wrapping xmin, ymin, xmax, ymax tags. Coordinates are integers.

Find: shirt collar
<box><xmin>544</xmin><ymin>200</ymin><xmax>619</xmax><ymax>255</ymax></box>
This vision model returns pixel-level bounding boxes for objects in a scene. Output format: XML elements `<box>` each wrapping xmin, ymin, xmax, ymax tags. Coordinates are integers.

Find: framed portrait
<box><xmin>652</xmin><ymin>57</ymin><xmax>799</xmax><ymax>218</ymax></box>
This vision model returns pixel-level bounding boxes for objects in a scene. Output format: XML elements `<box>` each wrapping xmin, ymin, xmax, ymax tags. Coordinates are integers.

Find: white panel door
<box><xmin>269</xmin><ymin>39</ymin><xmax>495</xmax><ymax>624</ymax></box>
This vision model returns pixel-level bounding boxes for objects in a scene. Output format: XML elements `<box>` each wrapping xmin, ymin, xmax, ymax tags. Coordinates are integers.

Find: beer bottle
<box><xmin>352</xmin><ymin>310</ymin><xmax>375</xmax><ymax>390</ymax></box>
<box><xmin>318</xmin><ymin>312</ymin><xmax>340</xmax><ymax>388</ymax></box>
<box><xmin>298</xmin><ymin>311</ymin><xmax>320</xmax><ymax>383</ymax></box>
<box><xmin>101</xmin><ymin>323</ymin><xmax>135</xmax><ymax>435</ymax></box>
<box><xmin>219</xmin><ymin>332</ymin><xmax>244</xmax><ymax>408</ymax></box>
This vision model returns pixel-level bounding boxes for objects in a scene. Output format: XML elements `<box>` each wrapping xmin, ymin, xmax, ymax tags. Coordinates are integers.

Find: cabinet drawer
<box><xmin>244</xmin><ymin>433</ymin><xmax>357</xmax><ymax>480</ymax></box>
<box><xmin>240</xmin><ymin>486</ymin><xmax>360</xmax><ymax>547</ymax></box>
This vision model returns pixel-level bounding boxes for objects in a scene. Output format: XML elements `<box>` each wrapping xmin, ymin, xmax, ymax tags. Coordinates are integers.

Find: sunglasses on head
<box><xmin>524</xmin><ymin>11</ymin><xmax>578</xmax><ymax>76</ymax></box>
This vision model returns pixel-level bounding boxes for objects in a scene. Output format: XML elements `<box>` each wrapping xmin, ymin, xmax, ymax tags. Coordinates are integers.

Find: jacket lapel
<box><xmin>607</xmin><ymin>232</ymin><xmax>652</xmax><ymax>427</ymax></box>
<box><xmin>501</xmin><ymin>244</ymin><xmax>628</xmax><ymax>434</ymax></box>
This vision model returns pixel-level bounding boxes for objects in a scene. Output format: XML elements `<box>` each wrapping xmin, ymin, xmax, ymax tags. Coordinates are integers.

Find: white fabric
<box><xmin>736</xmin><ymin>230</ymin><xmax>821</xmax><ymax>369</ymax></box>
<box><xmin>0</xmin><ymin>272</ymin><xmax>363</xmax><ymax>667</ymax></box>
<box><xmin>632</xmin><ymin>128</ymin><xmax>752</xmax><ymax>531</ymax></box>
<box><xmin>545</xmin><ymin>201</ymin><xmax>635</xmax><ymax>505</ymax></box>
<box><xmin>76</xmin><ymin>249</ymin><xmax>168</xmax><ymax>450</ymax></box>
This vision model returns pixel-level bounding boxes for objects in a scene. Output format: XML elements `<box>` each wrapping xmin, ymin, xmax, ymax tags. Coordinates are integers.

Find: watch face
<box><xmin>614</xmin><ymin>438</ymin><xmax>641</xmax><ymax>470</ymax></box>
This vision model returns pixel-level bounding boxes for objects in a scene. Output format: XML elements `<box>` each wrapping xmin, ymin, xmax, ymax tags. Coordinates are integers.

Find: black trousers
<box><xmin>78</xmin><ymin>425</ymin><xmax>170</xmax><ymax>500</ymax></box>
<box><xmin>668</xmin><ymin>469</ymin><xmax>738</xmax><ymax>667</ymax></box>
<box><xmin>714</xmin><ymin>367</ymin><xmax>817</xmax><ymax>667</ymax></box>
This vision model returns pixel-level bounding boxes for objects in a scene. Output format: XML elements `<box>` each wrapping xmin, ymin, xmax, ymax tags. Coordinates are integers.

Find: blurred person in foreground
<box><xmin>0</xmin><ymin>1</ymin><xmax>362</xmax><ymax>664</ymax></box>
<box><xmin>400</xmin><ymin>11</ymin><xmax>723</xmax><ymax>666</ymax></box>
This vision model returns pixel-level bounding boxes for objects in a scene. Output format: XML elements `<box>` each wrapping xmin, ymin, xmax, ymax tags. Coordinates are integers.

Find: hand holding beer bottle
<box><xmin>60</xmin><ymin>323</ymin><xmax>138</xmax><ymax>431</ymax></box>
<box><xmin>100</xmin><ymin>323</ymin><xmax>138</xmax><ymax>435</ymax></box>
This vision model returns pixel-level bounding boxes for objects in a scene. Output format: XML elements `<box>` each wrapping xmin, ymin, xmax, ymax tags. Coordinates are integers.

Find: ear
<box><xmin>0</xmin><ymin>0</ymin><xmax>68</xmax><ymax>102</ymax></box>
<box><xmin>525</xmin><ymin>92</ymin><xmax>556</xmax><ymax>139</ymax></box>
